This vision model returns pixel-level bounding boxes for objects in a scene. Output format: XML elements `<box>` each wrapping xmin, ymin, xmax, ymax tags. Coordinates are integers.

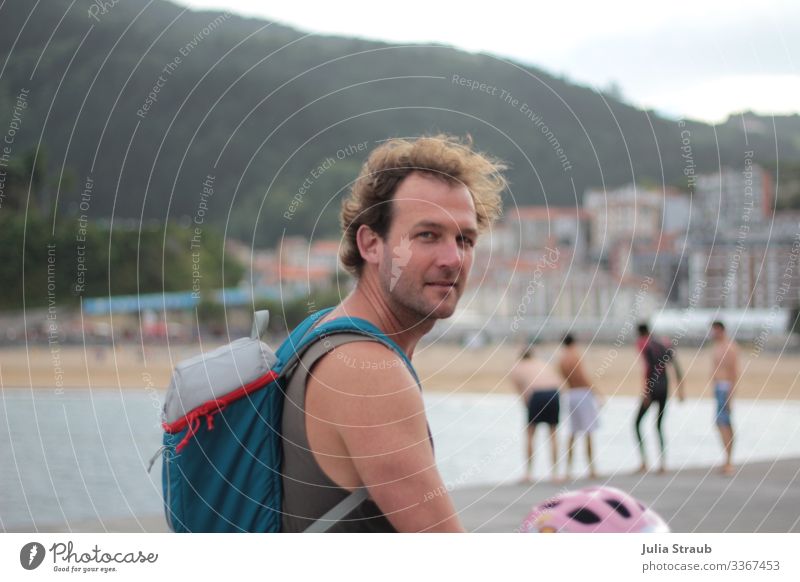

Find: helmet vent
<box><xmin>604</xmin><ymin>499</ymin><xmax>631</xmax><ymax>518</ymax></box>
<box><xmin>567</xmin><ymin>507</ymin><xmax>601</xmax><ymax>524</ymax></box>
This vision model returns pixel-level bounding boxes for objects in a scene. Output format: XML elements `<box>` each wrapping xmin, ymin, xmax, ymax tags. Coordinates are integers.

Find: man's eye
<box><xmin>417</xmin><ymin>231</ymin><xmax>435</xmax><ymax>239</ymax></box>
<box><xmin>459</xmin><ymin>236</ymin><xmax>475</xmax><ymax>248</ymax></box>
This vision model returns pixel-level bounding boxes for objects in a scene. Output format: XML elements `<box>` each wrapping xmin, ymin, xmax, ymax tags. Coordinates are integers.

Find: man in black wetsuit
<box><xmin>634</xmin><ymin>324</ymin><xmax>685</xmax><ymax>474</ymax></box>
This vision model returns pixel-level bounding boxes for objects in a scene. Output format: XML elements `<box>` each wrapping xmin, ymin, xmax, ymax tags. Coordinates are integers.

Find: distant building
<box><xmin>279</xmin><ymin>236</ymin><xmax>311</xmax><ymax>268</ymax></box>
<box><xmin>505</xmin><ymin>206</ymin><xmax>590</xmax><ymax>261</ymax></box>
<box><xmin>309</xmin><ymin>239</ymin><xmax>341</xmax><ymax>273</ymax></box>
<box><xmin>584</xmin><ymin>184</ymin><xmax>664</xmax><ymax>259</ymax></box>
<box><xmin>608</xmin><ymin>233</ymin><xmax>688</xmax><ymax>305</ymax></box>
<box><xmin>465</xmin><ymin>242</ymin><xmax>663</xmax><ymax>339</ymax></box>
<box><xmin>234</xmin><ymin>236</ymin><xmax>342</xmax><ymax>297</ymax></box>
<box><xmin>694</xmin><ymin>164</ymin><xmax>773</xmax><ymax>231</ymax></box>
<box><xmin>662</xmin><ymin>187</ymin><xmax>692</xmax><ymax>233</ymax></box>
<box><xmin>688</xmin><ymin>233</ymin><xmax>800</xmax><ymax>310</ymax></box>
<box><xmin>687</xmin><ymin>159</ymin><xmax>796</xmax><ymax>311</ymax></box>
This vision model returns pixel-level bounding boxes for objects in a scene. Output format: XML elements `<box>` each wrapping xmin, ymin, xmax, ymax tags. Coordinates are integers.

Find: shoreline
<box><xmin>1</xmin><ymin>342</ymin><xmax>799</xmax><ymax>401</ymax></box>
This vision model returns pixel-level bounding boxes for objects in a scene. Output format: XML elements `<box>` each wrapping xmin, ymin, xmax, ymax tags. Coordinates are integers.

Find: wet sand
<box><xmin>2</xmin><ymin>342</ymin><xmax>799</xmax><ymax>400</ymax></box>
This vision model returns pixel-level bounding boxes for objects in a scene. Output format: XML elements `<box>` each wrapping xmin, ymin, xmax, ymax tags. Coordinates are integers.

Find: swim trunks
<box><xmin>567</xmin><ymin>387</ymin><xmax>599</xmax><ymax>434</ymax></box>
<box><xmin>527</xmin><ymin>389</ymin><xmax>560</xmax><ymax>426</ymax></box>
<box><xmin>714</xmin><ymin>381</ymin><xmax>732</xmax><ymax>427</ymax></box>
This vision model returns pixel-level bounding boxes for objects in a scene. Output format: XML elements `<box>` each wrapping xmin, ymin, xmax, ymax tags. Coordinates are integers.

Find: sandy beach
<box><xmin>2</xmin><ymin>341</ymin><xmax>799</xmax><ymax>400</ymax></box>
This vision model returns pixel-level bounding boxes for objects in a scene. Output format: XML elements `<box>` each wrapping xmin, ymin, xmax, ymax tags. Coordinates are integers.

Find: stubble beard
<box><xmin>380</xmin><ymin>262</ymin><xmax>461</xmax><ymax>324</ymax></box>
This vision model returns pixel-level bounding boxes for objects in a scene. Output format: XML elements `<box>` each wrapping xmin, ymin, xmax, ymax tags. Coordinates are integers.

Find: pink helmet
<box><xmin>519</xmin><ymin>486</ymin><xmax>670</xmax><ymax>533</ymax></box>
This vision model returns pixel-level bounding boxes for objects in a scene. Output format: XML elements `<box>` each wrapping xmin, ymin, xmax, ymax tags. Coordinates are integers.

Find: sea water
<box><xmin>2</xmin><ymin>388</ymin><xmax>799</xmax><ymax>530</ymax></box>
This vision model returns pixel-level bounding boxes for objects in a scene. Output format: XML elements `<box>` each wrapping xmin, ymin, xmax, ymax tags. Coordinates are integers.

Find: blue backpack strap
<box><xmin>274</xmin><ymin>307</ymin><xmax>335</xmax><ymax>372</ymax></box>
<box><xmin>281</xmin><ymin>314</ymin><xmax>420</xmax><ymax>385</ymax></box>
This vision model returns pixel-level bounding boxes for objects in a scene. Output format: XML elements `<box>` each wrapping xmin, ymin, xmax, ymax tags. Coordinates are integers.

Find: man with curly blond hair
<box><xmin>281</xmin><ymin>135</ymin><xmax>506</xmax><ymax>532</ymax></box>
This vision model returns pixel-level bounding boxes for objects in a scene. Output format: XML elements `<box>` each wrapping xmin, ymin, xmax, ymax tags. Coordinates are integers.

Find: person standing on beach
<box><xmin>710</xmin><ymin>321</ymin><xmax>739</xmax><ymax>476</ymax></box>
<box><xmin>634</xmin><ymin>324</ymin><xmax>685</xmax><ymax>474</ymax></box>
<box><xmin>511</xmin><ymin>344</ymin><xmax>563</xmax><ymax>483</ymax></box>
<box><xmin>558</xmin><ymin>334</ymin><xmax>602</xmax><ymax>480</ymax></box>
<box><xmin>280</xmin><ymin>135</ymin><xmax>507</xmax><ymax>532</ymax></box>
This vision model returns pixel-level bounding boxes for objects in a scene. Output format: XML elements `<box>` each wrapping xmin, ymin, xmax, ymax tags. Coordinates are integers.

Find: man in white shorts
<box><xmin>559</xmin><ymin>334</ymin><xmax>602</xmax><ymax>480</ymax></box>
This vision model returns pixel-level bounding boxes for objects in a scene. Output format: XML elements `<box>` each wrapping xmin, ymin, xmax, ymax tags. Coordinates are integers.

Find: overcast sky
<box><xmin>176</xmin><ymin>0</ymin><xmax>799</xmax><ymax>124</ymax></box>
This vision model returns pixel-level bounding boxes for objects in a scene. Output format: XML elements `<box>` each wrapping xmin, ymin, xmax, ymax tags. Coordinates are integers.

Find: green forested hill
<box><xmin>2</xmin><ymin>0</ymin><xmax>799</xmax><ymax>247</ymax></box>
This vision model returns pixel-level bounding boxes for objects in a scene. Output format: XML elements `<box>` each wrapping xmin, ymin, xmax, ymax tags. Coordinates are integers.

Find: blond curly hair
<box><xmin>340</xmin><ymin>134</ymin><xmax>507</xmax><ymax>276</ymax></box>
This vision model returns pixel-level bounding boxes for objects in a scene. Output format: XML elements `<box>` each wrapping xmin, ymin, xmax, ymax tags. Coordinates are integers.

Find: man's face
<box><xmin>711</xmin><ymin>325</ymin><xmax>724</xmax><ymax>341</ymax></box>
<box><xmin>376</xmin><ymin>172</ymin><xmax>478</xmax><ymax>322</ymax></box>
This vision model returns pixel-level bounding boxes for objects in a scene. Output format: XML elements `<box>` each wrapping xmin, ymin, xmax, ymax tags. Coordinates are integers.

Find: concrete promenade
<box><xmin>12</xmin><ymin>458</ymin><xmax>799</xmax><ymax>533</ymax></box>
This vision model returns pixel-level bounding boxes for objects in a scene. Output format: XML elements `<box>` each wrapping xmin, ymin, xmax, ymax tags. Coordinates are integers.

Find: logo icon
<box><xmin>390</xmin><ymin>234</ymin><xmax>412</xmax><ymax>291</ymax></box>
<box><xmin>20</xmin><ymin>542</ymin><xmax>46</xmax><ymax>570</ymax></box>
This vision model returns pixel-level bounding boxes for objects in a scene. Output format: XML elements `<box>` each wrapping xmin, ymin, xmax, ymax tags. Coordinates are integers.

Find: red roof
<box><xmin>509</xmin><ymin>206</ymin><xmax>590</xmax><ymax>221</ymax></box>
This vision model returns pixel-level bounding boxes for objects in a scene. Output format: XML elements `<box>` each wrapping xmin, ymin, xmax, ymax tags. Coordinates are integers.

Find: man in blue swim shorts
<box><xmin>710</xmin><ymin>321</ymin><xmax>739</xmax><ymax>476</ymax></box>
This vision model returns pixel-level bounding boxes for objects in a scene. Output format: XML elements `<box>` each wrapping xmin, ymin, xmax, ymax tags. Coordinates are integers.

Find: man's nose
<box><xmin>437</xmin><ymin>237</ymin><xmax>464</xmax><ymax>270</ymax></box>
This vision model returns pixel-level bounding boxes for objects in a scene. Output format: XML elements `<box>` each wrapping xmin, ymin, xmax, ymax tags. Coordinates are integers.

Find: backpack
<box><xmin>156</xmin><ymin>306</ymin><xmax>417</xmax><ymax>532</ymax></box>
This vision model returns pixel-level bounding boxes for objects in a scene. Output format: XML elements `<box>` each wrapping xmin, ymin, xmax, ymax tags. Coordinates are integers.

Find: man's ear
<box><xmin>356</xmin><ymin>224</ymin><xmax>383</xmax><ymax>267</ymax></box>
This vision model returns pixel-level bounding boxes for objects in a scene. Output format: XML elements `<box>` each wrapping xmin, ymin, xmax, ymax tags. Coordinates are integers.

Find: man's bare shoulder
<box><xmin>509</xmin><ymin>361</ymin><xmax>525</xmax><ymax>383</ymax></box>
<box><xmin>306</xmin><ymin>339</ymin><xmax>426</xmax><ymax>432</ymax></box>
<box><xmin>308</xmin><ymin>339</ymin><xmax>418</xmax><ymax>398</ymax></box>
<box><xmin>560</xmin><ymin>350</ymin><xmax>579</xmax><ymax>367</ymax></box>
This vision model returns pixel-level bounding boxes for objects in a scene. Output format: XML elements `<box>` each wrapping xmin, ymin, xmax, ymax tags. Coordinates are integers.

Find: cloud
<box><xmin>551</xmin><ymin>3</ymin><xmax>800</xmax><ymax>120</ymax></box>
<box><xmin>176</xmin><ymin>0</ymin><xmax>800</xmax><ymax>122</ymax></box>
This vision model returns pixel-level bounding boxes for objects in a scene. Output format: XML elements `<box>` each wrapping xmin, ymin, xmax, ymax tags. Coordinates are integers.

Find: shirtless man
<box><xmin>710</xmin><ymin>321</ymin><xmax>739</xmax><ymax>476</ymax></box>
<box><xmin>510</xmin><ymin>345</ymin><xmax>563</xmax><ymax>483</ymax></box>
<box><xmin>280</xmin><ymin>135</ymin><xmax>506</xmax><ymax>532</ymax></box>
<box><xmin>558</xmin><ymin>334</ymin><xmax>602</xmax><ymax>480</ymax></box>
